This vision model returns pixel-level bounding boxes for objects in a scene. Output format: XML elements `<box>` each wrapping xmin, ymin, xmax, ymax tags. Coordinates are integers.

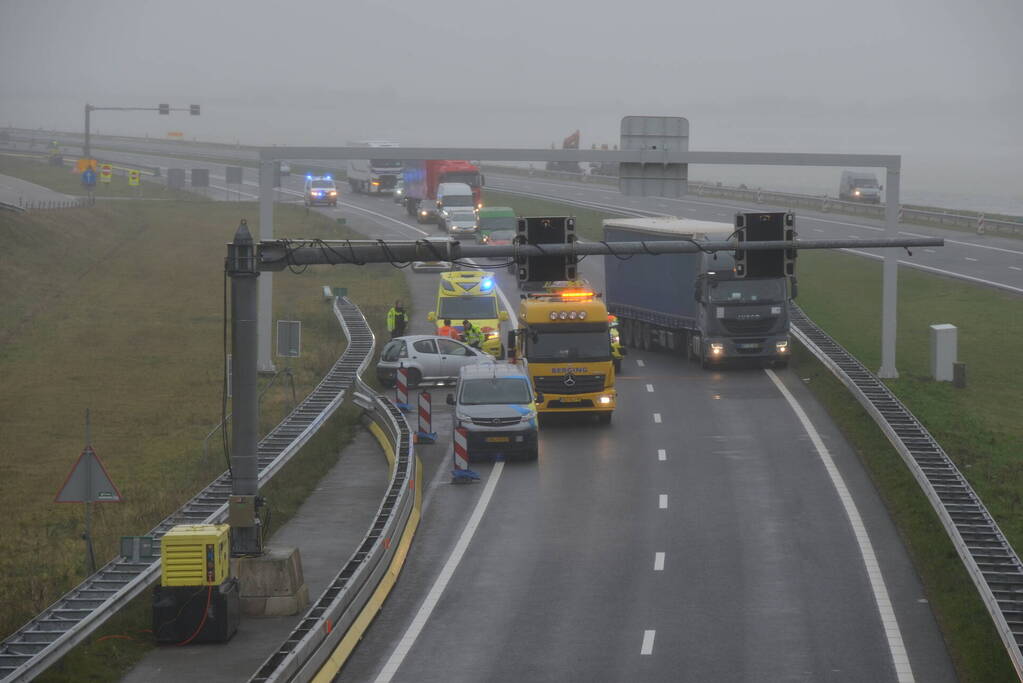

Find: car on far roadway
<box><xmin>411</xmin><ymin>237</ymin><xmax>453</xmax><ymax>273</ymax></box>
<box><xmin>393</xmin><ymin>179</ymin><xmax>405</xmax><ymax>204</ymax></box>
<box><xmin>280</xmin><ymin>162</ymin><xmax>291</xmax><ymax>176</ymax></box>
<box><xmin>376</xmin><ymin>334</ymin><xmax>493</xmax><ymax>387</ymax></box>
<box><xmin>440</xmin><ymin>207</ymin><xmax>479</xmax><ymax>236</ymax></box>
<box><xmin>446</xmin><ymin>362</ymin><xmax>539</xmax><ymax>461</ymax></box>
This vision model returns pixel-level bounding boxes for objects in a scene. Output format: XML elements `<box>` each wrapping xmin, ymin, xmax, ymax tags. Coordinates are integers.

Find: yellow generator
<box><xmin>161</xmin><ymin>524</ymin><xmax>231</xmax><ymax>586</ymax></box>
<box><xmin>153</xmin><ymin>524</ymin><xmax>239</xmax><ymax>643</ymax></box>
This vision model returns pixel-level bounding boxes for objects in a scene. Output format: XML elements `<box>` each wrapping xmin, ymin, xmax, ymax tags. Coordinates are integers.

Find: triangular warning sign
<box><xmin>55</xmin><ymin>446</ymin><xmax>123</xmax><ymax>503</ymax></box>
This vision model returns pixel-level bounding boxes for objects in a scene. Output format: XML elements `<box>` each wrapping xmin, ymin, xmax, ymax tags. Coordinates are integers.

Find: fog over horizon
<box><xmin>2</xmin><ymin>0</ymin><xmax>1020</xmax><ymax>208</ymax></box>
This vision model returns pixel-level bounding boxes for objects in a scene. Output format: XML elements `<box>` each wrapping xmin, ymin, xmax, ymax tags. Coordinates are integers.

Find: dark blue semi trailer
<box><xmin>603</xmin><ymin>217</ymin><xmax>792</xmax><ymax>368</ymax></box>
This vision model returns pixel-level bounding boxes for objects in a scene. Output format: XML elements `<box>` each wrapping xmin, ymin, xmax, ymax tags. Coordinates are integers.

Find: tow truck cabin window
<box><xmin>526</xmin><ymin>322</ymin><xmax>610</xmax><ymax>362</ymax></box>
<box><xmin>708</xmin><ymin>279</ymin><xmax>786</xmax><ymax>304</ymax></box>
<box><xmin>438</xmin><ymin>296</ymin><xmax>498</xmax><ymax>320</ymax></box>
<box><xmin>371</xmin><ymin>159</ymin><xmax>402</xmax><ymax>168</ymax></box>
<box><xmin>459</xmin><ymin>378</ymin><xmax>532</xmax><ymax>405</ymax></box>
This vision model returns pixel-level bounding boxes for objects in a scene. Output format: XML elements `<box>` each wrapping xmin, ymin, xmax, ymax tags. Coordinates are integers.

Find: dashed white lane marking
<box><xmin>374</xmin><ymin>462</ymin><xmax>506</xmax><ymax>682</ymax></box>
<box><xmin>658</xmin><ymin>494</ymin><xmax>668</xmax><ymax>509</ymax></box>
<box><xmin>636</xmin><ymin>359</ymin><xmax>645</xmax><ymax>367</ymax></box>
<box><xmin>1010</xmin><ymin>266</ymin><xmax>1022</xmax><ymax>272</ymax></box>
<box><xmin>813</xmin><ymin>228</ymin><xmax>824</xmax><ymax>233</ymax></box>
<box><xmin>646</xmin><ymin>384</ymin><xmax>654</xmax><ymax>392</ymax></box>
<box><xmin>924</xmin><ymin>248</ymin><xmax>936</xmax><ymax>253</ymax></box>
<box><xmin>641</xmin><ymin>630</ymin><xmax>656</xmax><ymax>655</ymax></box>
<box><xmin>657</xmin><ymin>449</ymin><xmax>667</xmax><ymax>461</ymax></box>
<box><xmin>965</xmin><ymin>256</ymin><xmax>978</xmax><ymax>262</ymax></box>
<box><xmin>654</xmin><ymin>552</ymin><xmax>665</xmax><ymax>571</ymax></box>
<box><xmin>848</xmin><ymin>234</ymin><xmax>862</xmax><ymax>239</ymax></box>
<box><xmin>764</xmin><ymin>369</ymin><xmax>914</xmax><ymax>683</ymax></box>
<box><xmin>842</xmin><ymin>249</ymin><xmax>1023</xmax><ymax>295</ymax></box>
<box><xmin>901</xmin><ymin>230</ymin><xmax>1023</xmax><ymax>256</ymax></box>
<box><xmin>653</xmin><ymin>413</ymin><xmax>662</xmax><ymax>423</ymax></box>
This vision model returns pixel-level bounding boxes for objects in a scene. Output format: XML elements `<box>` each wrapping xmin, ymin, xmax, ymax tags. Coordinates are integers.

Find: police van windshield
<box><xmin>527</xmin><ymin>323</ymin><xmax>610</xmax><ymax>362</ymax></box>
<box><xmin>459</xmin><ymin>378</ymin><xmax>532</xmax><ymax>405</ymax></box>
<box><xmin>709</xmin><ymin>279</ymin><xmax>786</xmax><ymax>303</ymax></box>
<box><xmin>311</xmin><ymin>180</ymin><xmax>334</xmax><ymax>188</ymax></box>
<box><xmin>438</xmin><ymin>296</ymin><xmax>498</xmax><ymax>319</ymax></box>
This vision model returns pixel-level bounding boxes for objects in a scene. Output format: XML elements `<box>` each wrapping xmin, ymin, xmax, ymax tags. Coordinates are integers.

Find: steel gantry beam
<box><xmin>255</xmin><ymin>134</ymin><xmax>904</xmax><ymax>377</ymax></box>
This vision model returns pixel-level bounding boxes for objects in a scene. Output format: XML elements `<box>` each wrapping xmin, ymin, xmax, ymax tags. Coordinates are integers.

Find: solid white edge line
<box><xmin>373</xmin><ymin>461</ymin><xmax>506</xmax><ymax>682</ymax></box>
<box><xmin>658</xmin><ymin>494</ymin><xmax>668</xmax><ymax>509</ymax></box>
<box><xmin>654</xmin><ymin>552</ymin><xmax>665</xmax><ymax>571</ymax></box>
<box><xmin>640</xmin><ymin>629</ymin><xmax>656</xmax><ymax>655</ymax></box>
<box><xmin>764</xmin><ymin>369</ymin><xmax>915</xmax><ymax>683</ymax></box>
<box><xmin>657</xmin><ymin>449</ymin><xmax>666</xmax><ymax>461</ymax></box>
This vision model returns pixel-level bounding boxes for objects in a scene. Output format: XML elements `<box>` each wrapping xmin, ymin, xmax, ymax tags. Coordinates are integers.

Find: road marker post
<box><xmin>394</xmin><ymin>365</ymin><xmax>411</xmax><ymax>412</ymax></box>
<box><xmin>451</xmin><ymin>427</ymin><xmax>478</xmax><ymax>483</ymax></box>
<box><xmin>415</xmin><ymin>390</ymin><xmax>437</xmax><ymax>444</ymax></box>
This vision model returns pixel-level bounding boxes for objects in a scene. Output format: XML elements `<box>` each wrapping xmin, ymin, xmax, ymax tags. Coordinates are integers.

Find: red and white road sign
<box><xmin>99</xmin><ymin>163</ymin><xmax>113</xmax><ymax>183</ymax></box>
<box><xmin>453</xmin><ymin>427</ymin><xmax>469</xmax><ymax>471</ymax></box>
<box><xmin>418</xmin><ymin>390</ymin><xmax>432</xmax><ymax>434</ymax></box>
<box><xmin>395</xmin><ymin>366</ymin><xmax>409</xmax><ymax>406</ymax></box>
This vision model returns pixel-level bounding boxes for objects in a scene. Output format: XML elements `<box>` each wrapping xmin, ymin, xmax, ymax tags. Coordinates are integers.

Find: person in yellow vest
<box><xmin>462</xmin><ymin>320</ymin><xmax>484</xmax><ymax>348</ymax></box>
<box><xmin>387</xmin><ymin>301</ymin><xmax>408</xmax><ymax>339</ymax></box>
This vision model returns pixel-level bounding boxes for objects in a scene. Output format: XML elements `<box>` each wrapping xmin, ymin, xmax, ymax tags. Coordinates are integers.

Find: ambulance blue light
<box><xmin>306</xmin><ymin>174</ymin><xmax>312</xmax><ymax>180</ymax></box>
<box><xmin>325</xmin><ymin>174</ymin><xmax>332</xmax><ymax>180</ymax></box>
<box><xmin>480</xmin><ymin>278</ymin><xmax>494</xmax><ymax>291</ymax></box>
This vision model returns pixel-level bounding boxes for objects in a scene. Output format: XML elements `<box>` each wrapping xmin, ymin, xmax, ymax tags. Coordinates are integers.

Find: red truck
<box><xmin>402</xmin><ymin>160</ymin><xmax>484</xmax><ymax>221</ymax></box>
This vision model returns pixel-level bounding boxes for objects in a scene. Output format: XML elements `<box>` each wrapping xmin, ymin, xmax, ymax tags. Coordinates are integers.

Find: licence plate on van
<box><xmin>486</xmin><ymin>436</ymin><xmax>510</xmax><ymax>443</ymax></box>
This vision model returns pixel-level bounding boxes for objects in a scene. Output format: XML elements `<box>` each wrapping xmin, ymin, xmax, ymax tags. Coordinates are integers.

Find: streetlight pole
<box><xmin>81</xmin><ymin>103</ymin><xmax>199</xmax><ymax>161</ymax></box>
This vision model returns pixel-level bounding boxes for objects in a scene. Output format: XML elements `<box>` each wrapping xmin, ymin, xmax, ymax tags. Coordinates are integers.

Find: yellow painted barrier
<box><xmin>311</xmin><ymin>454</ymin><xmax>423</xmax><ymax>683</ymax></box>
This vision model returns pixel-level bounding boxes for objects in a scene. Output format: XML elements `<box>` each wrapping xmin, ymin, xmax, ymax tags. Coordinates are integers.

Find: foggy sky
<box><xmin>1</xmin><ymin>0</ymin><xmax>1021</xmax><ymax>202</ymax></box>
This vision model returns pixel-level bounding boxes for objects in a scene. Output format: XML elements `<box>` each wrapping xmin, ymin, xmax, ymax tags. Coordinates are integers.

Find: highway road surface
<box><xmin>4</xmin><ymin>140</ymin><xmax>962</xmax><ymax>681</ymax></box>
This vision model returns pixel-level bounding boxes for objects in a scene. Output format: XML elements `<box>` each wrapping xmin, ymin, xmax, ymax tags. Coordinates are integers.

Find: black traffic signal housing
<box><xmin>733</xmin><ymin>211</ymin><xmax>796</xmax><ymax>278</ymax></box>
<box><xmin>189</xmin><ymin>104</ymin><xmax>200</xmax><ymax>116</ymax></box>
<box><xmin>158</xmin><ymin>103</ymin><xmax>170</xmax><ymax>115</ymax></box>
<box><xmin>515</xmin><ymin>216</ymin><xmax>577</xmax><ymax>284</ymax></box>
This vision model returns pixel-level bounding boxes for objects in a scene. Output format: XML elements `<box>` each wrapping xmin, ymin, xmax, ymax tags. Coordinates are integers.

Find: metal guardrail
<box><xmin>0</xmin><ymin>200</ymin><xmax>25</xmax><ymax>213</ymax></box>
<box><xmin>0</xmin><ymin>297</ymin><xmax>372</xmax><ymax>682</ymax></box>
<box><xmin>481</xmin><ymin>164</ymin><xmax>1023</xmax><ymax>236</ymax></box>
<box><xmin>790</xmin><ymin>304</ymin><xmax>1023</xmax><ymax>679</ymax></box>
<box><xmin>249</xmin><ymin>302</ymin><xmax>418</xmax><ymax>683</ymax></box>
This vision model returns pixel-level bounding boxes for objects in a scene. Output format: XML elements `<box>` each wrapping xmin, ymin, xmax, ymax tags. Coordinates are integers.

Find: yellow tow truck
<box><xmin>427</xmin><ymin>269</ymin><xmax>508</xmax><ymax>357</ymax></box>
<box><xmin>509</xmin><ymin>281</ymin><xmax>617</xmax><ymax>424</ymax></box>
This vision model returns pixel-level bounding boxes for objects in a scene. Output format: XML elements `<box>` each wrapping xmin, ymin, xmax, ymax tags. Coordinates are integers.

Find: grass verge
<box><xmin>488</xmin><ymin>189</ymin><xmax>1023</xmax><ymax>681</ymax></box>
<box><xmin>0</xmin><ymin>153</ymin><xmax>200</xmax><ymax>201</ymax></box>
<box><xmin>1</xmin><ymin>195</ymin><xmax>407</xmax><ymax>679</ymax></box>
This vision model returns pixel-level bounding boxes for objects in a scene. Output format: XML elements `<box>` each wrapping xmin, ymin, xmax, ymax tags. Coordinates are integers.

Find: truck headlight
<box><xmin>709</xmin><ymin>343</ymin><xmax>724</xmax><ymax>356</ymax></box>
<box><xmin>776</xmin><ymin>340</ymin><xmax>789</xmax><ymax>353</ymax></box>
<box><xmin>598</xmin><ymin>395</ymin><xmax>612</xmax><ymax>405</ymax></box>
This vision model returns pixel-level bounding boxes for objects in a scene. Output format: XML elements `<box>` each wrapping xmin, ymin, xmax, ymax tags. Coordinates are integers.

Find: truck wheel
<box><xmin>638</xmin><ymin>323</ymin><xmax>650</xmax><ymax>351</ymax></box>
<box><xmin>613</xmin><ymin>358</ymin><xmax>622</xmax><ymax>373</ymax></box>
<box><xmin>623</xmin><ymin>320</ymin><xmax>635</xmax><ymax>348</ymax></box>
<box><xmin>774</xmin><ymin>359</ymin><xmax>789</xmax><ymax>369</ymax></box>
<box><xmin>597</xmin><ymin>412</ymin><xmax>612</xmax><ymax>425</ymax></box>
<box><xmin>349</xmin><ymin>180</ymin><xmax>358</xmax><ymax>192</ymax></box>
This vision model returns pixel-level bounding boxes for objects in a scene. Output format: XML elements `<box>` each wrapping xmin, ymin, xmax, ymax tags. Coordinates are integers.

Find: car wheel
<box><xmin>405</xmin><ymin>368</ymin><xmax>422</xmax><ymax>388</ymax></box>
<box><xmin>523</xmin><ymin>446</ymin><xmax>539</xmax><ymax>461</ymax></box>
